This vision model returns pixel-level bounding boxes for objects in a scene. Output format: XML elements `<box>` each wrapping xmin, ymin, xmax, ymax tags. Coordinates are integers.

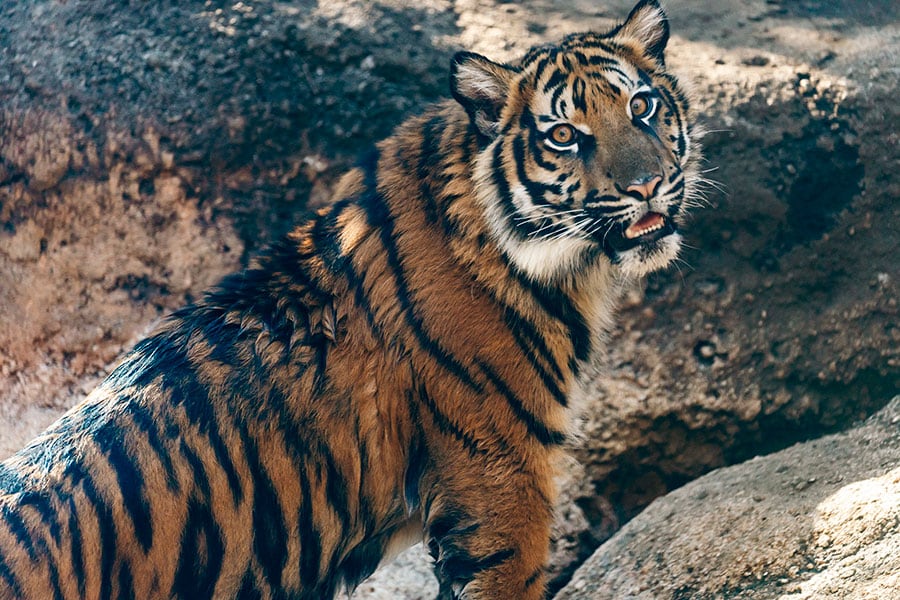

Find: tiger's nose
<box><xmin>626</xmin><ymin>175</ymin><xmax>662</xmax><ymax>200</ymax></box>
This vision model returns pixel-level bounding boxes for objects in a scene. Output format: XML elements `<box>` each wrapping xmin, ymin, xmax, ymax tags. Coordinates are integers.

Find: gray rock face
<box><xmin>572</xmin><ymin>0</ymin><xmax>900</xmax><ymax>538</ymax></box>
<box><xmin>556</xmin><ymin>396</ymin><xmax>900</xmax><ymax>600</ymax></box>
<box><xmin>0</xmin><ymin>0</ymin><xmax>897</xmax><ymax>597</ymax></box>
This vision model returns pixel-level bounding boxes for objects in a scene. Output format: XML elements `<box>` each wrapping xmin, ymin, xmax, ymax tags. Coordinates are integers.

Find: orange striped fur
<box><xmin>0</xmin><ymin>1</ymin><xmax>700</xmax><ymax>598</ymax></box>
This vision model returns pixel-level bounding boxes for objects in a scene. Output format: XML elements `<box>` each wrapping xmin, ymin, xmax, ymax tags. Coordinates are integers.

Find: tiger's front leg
<box><xmin>421</xmin><ymin>449</ymin><xmax>555</xmax><ymax>600</ymax></box>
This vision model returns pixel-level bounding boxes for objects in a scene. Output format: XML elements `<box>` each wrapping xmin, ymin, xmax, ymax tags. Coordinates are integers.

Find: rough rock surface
<box><xmin>556</xmin><ymin>396</ymin><xmax>900</xmax><ymax>600</ymax></box>
<box><xmin>0</xmin><ymin>0</ymin><xmax>897</xmax><ymax>597</ymax></box>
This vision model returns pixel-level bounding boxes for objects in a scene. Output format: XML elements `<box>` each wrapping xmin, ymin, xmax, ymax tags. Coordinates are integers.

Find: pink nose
<box><xmin>626</xmin><ymin>175</ymin><xmax>662</xmax><ymax>200</ymax></box>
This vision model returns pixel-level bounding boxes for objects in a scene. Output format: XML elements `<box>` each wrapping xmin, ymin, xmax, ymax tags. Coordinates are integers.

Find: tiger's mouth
<box><xmin>601</xmin><ymin>211</ymin><xmax>676</xmax><ymax>253</ymax></box>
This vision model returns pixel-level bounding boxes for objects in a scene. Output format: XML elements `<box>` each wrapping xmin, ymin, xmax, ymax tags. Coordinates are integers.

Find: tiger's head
<box><xmin>451</xmin><ymin>0</ymin><xmax>701</xmax><ymax>283</ymax></box>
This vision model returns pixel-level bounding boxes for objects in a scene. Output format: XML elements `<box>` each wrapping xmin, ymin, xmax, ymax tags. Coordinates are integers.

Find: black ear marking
<box><xmin>450</xmin><ymin>51</ymin><xmax>518</xmax><ymax>139</ymax></box>
<box><xmin>616</xmin><ymin>0</ymin><xmax>670</xmax><ymax>66</ymax></box>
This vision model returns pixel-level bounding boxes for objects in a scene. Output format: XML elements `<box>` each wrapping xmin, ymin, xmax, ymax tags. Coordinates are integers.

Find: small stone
<box><xmin>743</xmin><ymin>55</ymin><xmax>770</xmax><ymax>67</ymax></box>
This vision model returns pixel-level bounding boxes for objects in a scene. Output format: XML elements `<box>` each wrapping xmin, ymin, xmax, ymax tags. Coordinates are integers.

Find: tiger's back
<box><xmin>0</xmin><ymin>2</ymin><xmax>700</xmax><ymax>598</ymax></box>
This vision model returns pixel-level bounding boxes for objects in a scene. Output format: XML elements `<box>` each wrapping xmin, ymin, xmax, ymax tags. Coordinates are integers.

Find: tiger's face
<box><xmin>453</xmin><ymin>0</ymin><xmax>699</xmax><ymax>283</ymax></box>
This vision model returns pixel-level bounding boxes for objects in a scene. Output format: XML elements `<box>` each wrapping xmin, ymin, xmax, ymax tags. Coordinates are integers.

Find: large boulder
<box><xmin>555</xmin><ymin>396</ymin><xmax>900</xmax><ymax>599</ymax></box>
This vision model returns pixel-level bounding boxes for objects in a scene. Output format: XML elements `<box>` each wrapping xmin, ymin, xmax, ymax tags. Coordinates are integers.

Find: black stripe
<box><xmin>427</xmin><ymin>508</ymin><xmax>478</xmax><ymax>554</ymax></box>
<box><xmin>241</xmin><ymin>431</ymin><xmax>288</xmax><ymax>590</ymax></box>
<box><xmin>264</xmin><ymin>238</ymin><xmax>334</xmax><ymax>304</ymax></box>
<box><xmin>66</xmin><ymin>495</ymin><xmax>87</xmax><ymax>597</ymax></box>
<box><xmin>307</xmin><ymin>158</ymin><xmax>386</xmax><ymax>343</ymax></box>
<box><xmin>550</xmin><ymin>83</ymin><xmax>567</xmax><ymax>119</ymax></box>
<box><xmin>520</xmin><ymin>109</ymin><xmax>560</xmax><ymax>175</ymax></box>
<box><xmin>297</xmin><ymin>461</ymin><xmax>321</xmax><ymax>587</ymax></box>
<box><xmin>0</xmin><ymin>502</ymin><xmax>65</xmax><ymax>600</ymax></box>
<box><xmin>416</xmin><ymin>388</ymin><xmax>485</xmax><ymax>457</ymax></box>
<box><xmin>604</xmin><ymin>66</ymin><xmax>631</xmax><ymax>85</ymax></box>
<box><xmin>74</xmin><ymin>467</ymin><xmax>117</xmax><ymax>600</ymax></box>
<box><xmin>571</xmin><ymin>77</ymin><xmax>587</xmax><ymax>113</ymax></box>
<box><xmin>237</xmin><ymin>570</ymin><xmax>263</xmax><ymax>600</ymax></box>
<box><xmin>358</xmin><ymin>162</ymin><xmax>484</xmax><ymax>395</ymax></box>
<box><xmin>311</xmin><ymin>199</ymin><xmax>352</xmax><ymax>273</ymax></box>
<box><xmin>493</xmin><ymin>293</ymin><xmax>568</xmax><ymax>404</ymax></box>
<box><xmin>437</xmin><ymin>544</ymin><xmax>515</xmax><ymax>583</ymax></box>
<box><xmin>17</xmin><ymin>491</ymin><xmax>60</xmax><ymax>545</ymax></box>
<box><xmin>336</xmin><ymin>535</ymin><xmax>389</xmax><ymax>592</ymax></box>
<box><xmin>311</xmin><ymin>332</ymin><xmax>330</xmax><ymax>398</ymax></box>
<box><xmin>506</xmin><ymin>259</ymin><xmax>592</xmax><ymax>363</ymax></box>
<box><xmin>525</xmin><ymin>567</ymin><xmax>543</xmax><ymax>590</ymax></box>
<box><xmin>259</xmin><ymin>383</ymin><xmax>352</xmax><ymax>536</ymax></box>
<box><xmin>656</xmin><ymin>83</ymin><xmax>687</xmax><ymax>158</ymax></box>
<box><xmin>494</xmin><ymin>297</ymin><xmax>564</xmax><ymax>382</ymax></box>
<box><xmin>329</xmin><ymin>231</ymin><xmax>382</xmax><ymax>341</ymax></box>
<box><xmin>403</xmin><ymin>430</ymin><xmax>428</xmax><ymax>514</ymax></box>
<box><xmin>93</xmin><ymin>422</ymin><xmax>154</xmax><ymax>553</ymax></box>
<box><xmin>604</xmin><ymin>80</ymin><xmax>622</xmax><ymax>98</ymax></box>
<box><xmin>566</xmin><ymin>180</ymin><xmax>582</xmax><ymax>195</ymax></box>
<box><xmin>0</xmin><ymin>505</ymin><xmax>37</xmax><ymax>561</ymax></box>
<box><xmin>130</xmin><ymin>403</ymin><xmax>180</xmax><ymax>493</ymax></box>
<box><xmin>142</xmin><ymin>337</ymin><xmax>244</xmax><ymax>507</ymax></box>
<box><xmin>477</xmin><ymin>361</ymin><xmax>566</xmax><ymax>445</ymax></box>
<box><xmin>179</xmin><ymin>439</ymin><xmax>212</xmax><ymax>499</ymax></box>
<box><xmin>513</xmin><ymin>135</ymin><xmax>563</xmax><ymax>207</ymax></box>
<box><xmin>117</xmin><ymin>560</ymin><xmax>136</xmax><ymax>600</ymax></box>
<box><xmin>528</xmin><ymin>54</ymin><xmax>553</xmax><ymax>87</ymax></box>
<box><xmin>0</xmin><ymin>552</ymin><xmax>23</xmax><ymax>598</ymax></box>
<box><xmin>490</xmin><ymin>138</ymin><xmax>536</xmax><ymax>239</ymax></box>
<box><xmin>417</xmin><ymin>115</ymin><xmax>454</xmax><ymax>232</ymax></box>
<box><xmin>355</xmin><ymin>435</ymin><xmax>378</xmax><ymax>535</ymax></box>
<box><xmin>172</xmin><ymin>498</ymin><xmax>225</xmax><ymax>599</ymax></box>
<box><xmin>587</xmin><ymin>54</ymin><xmax>619</xmax><ymax>67</ymax></box>
<box><xmin>576</xmin><ymin>38</ymin><xmax>622</xmax><ymax>56</ymax></box>
<box><xmin>11</xmin><ymin>492</ymin><xmax>66</xmax><ymax>600</ymax></box>
<box><xmin>467</xmin><ymin>547</ymin><xmax>515</xmax><ymax>575</ymax></box>
<box><xmin>572</xmin><ymin>51</ymin><xmax>590</xmax><ymax>66</ymax></box>
<box><xmin>541</xmin><ymin>68</ymin><xmax>567</xmax><ymax>93</ymax></box>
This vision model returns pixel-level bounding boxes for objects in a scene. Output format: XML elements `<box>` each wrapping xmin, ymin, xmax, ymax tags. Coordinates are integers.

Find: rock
<box><xmin>353</xmin><ymin>545</ymin><xmax>438</xmax><ymax>599</ymax></box>
<box><xmin>555</xmin><ymin>396</ymin><xmax>900</xmax><ymax>600</ymax></box>
<box><xmin>568</xmin><ymin>0</ymin><xmax>900</xmax><ymax>540</ymax></box>
<box><xmin>0</xmin><ymin>0</ymin><xmax>897</xmax><ymax>596</ymax></box>
<box><xmin>0</xmin><ymin>0</ymin><xmax>456</xmax><ymax>455</ymax></box>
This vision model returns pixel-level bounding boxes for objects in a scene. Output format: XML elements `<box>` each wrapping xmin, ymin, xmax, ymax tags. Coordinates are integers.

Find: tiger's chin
<box><xmin>597</xmin><ymin>211</ymin><xmax>683</xmax><ymax>278</ymax></box>
<box><xmin>609</xmin><ymin>230</ymin><xmax>682</xmax><ymax>279</ymax></box>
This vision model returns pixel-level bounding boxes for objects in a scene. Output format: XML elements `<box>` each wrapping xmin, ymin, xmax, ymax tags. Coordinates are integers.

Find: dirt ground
<box><xmin>1</xmin><ymin>0</ymin><xmax>897</xmax><ymax>593</ymax></box>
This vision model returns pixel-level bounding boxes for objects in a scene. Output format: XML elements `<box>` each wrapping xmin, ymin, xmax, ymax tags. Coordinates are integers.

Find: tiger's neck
<box><xmin>376</xmin><ymin>103</ymin><xmax>624</xmax><ymax>393</ymax></box>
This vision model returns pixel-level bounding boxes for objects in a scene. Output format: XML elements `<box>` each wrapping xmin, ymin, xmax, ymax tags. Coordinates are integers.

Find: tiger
<box><xmin>0</xmin><ymin>1</ymin><xmax>700</xmax><ymax>598</ymax></box>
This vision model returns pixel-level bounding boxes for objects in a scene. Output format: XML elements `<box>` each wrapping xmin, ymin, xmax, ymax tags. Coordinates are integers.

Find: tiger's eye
<box><xmin>549</xmin><ymin>124</ymin><xmax>576</xmax><ymax>146</ymax></box>
<box><xmin>630</xmin><ymin>94</ymin><xmax>652</xmax><ymax>118</ymax></box>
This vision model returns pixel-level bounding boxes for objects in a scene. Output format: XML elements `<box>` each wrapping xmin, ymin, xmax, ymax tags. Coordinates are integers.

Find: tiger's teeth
<box><xmin>625</xmin><ymin>223</ymin><xmax>662</xmax><ymax>239</ymax></box>
<box><xmin>625</xmin><ymin>212</ymin><xmax>666</xmax><ymax>239</ymax></box>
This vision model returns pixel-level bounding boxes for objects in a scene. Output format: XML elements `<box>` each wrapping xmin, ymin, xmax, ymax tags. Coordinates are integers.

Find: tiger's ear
<box><xmin>450</xmin><ymin>52</ymin><xmax>517</xmax><ymax>139</ymax></box>
<box><xmin>616</xmin><ymin>0</ymin><xmax>670</xmax><ymax>66</ymax></box>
